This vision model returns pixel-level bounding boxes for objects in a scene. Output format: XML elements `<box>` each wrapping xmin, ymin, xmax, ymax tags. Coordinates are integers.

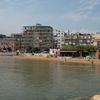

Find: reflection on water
<box><xmin>95</xmin><ymin>65</ymin><xmax>100</xmax><ymax>74</ymax></box>
<box><xmin>0</xmin><ymin>57</ymin><xmax>100</xmax><ymax>100</ymax></box>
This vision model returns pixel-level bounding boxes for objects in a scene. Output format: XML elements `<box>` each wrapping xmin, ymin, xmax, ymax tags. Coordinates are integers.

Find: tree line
<box><xmin>62</xmin><ymin>44</ymin><xmax>97</xmax><ymax>52</ymax></box>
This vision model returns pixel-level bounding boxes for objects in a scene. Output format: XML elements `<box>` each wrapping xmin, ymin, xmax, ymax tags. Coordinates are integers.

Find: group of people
<box><xmin>63</xmin><ymin>56</ymin><xmax>94</xmax><ymax>66</ymax></box>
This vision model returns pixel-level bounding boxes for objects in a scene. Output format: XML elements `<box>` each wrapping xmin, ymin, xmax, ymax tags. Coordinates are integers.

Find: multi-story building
<box><xmin>21</xmin><ymin>24</ymin><xmax>54</xmax><ymax>51</ymax></box>
<box><xmin>11</xmin><ymin>33</ymin><xmax>22</xmax><ymax>50</ymax></box>
<box><xmin>0</xmin><ymin>37</ymin><xmax>20</xmax><ymax>51</ymax></box>
<box><xmin>93</xmin><ymin>33</ymin><xmax>100</xmax><ymax>48</ymax></box>
<box><xmin>64</xmin><ymin>32</ymin><xmax>93</xmax><ymax>46</ymax></box>
<box><xmin>53</xmin><ymin>29</ymin><xmax>67</xmax><ymax>48</ymax></box>
<box><xmin>0</xmin><ymin>34</ymin><xmax>6</xmax><ymax>38</ymax></box>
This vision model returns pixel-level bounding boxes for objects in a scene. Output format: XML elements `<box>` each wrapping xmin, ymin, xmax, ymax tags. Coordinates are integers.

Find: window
<box><xmin>79</xmin><ymin>40</ymin><xmax>83</xmax><ymax>42</ymax></box>
<box><xmin>87</xmin><ymin>40</ymin><xmax>90</xmax><ymax>42</ymax></box>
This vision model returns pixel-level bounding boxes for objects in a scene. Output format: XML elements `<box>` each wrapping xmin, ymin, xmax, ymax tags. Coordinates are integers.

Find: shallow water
<box><xmin>0</xmin><ymin>57</ymin><xmax>100</xmax><ymax>100</ymax></box>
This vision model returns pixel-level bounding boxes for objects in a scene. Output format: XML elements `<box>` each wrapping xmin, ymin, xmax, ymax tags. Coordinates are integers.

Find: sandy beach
<box><xmin>10</xmin><ymin>53</ymin><xmax>100</xmax><ymax>65</ymax></box>
<box><xmin>0</xmin><ymin>52</ymin><xmax>99</xmax><ymax>65</ymax></box>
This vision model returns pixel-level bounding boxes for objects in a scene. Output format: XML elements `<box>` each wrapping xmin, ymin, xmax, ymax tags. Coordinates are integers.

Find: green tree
<box><xmin>26</xmin><ymin>46</ymin><xmax>33</xmax><ymax>53</ymax></box>
<box><xmin>62</xmin><ymin>44</ymin><xmax>77</xmax><ymax>51</ymax></box>
<box><xmin>33</xmin><ymin>47</ymin><xmax>40</xmax><ymax>53</ymax></box>
<box><xmin>62</xmin><ymin>44</ymin><xmax>97</xmax><ymax>52</ymax></box>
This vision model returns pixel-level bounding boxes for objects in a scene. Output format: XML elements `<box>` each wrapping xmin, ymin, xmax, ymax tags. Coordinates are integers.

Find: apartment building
<box><xmin>21</xmin><ymin>24</ymin><xmax>54</xmax><ymax>51</ymax></box>
<box><xmin>11</xmin><ymin>33</ymin><xmax>22</xmax><ymax>50</ymax></box>
<box><xmin>53</xmin><ymin>29</ymin><xmax>67</xmax><ymax>48</ymax></box>
<box><xmin>0</xmin><ymin>37</ymin><xmax>20</xmax><ymax>51</ymax></box>
<box><xmin>93</xmin><ymin>33</ymin><xmax>100</xmax><ymax>48</ymax></box>
<box><xmin>64</xmin><ymin>32</ymin><xmax>93</xmax><ymax>46</ymax></box>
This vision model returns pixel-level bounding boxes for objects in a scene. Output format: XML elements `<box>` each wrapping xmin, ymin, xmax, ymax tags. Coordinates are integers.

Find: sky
<box><xmin>0</xmin><ymin>0</ymin><xmax>100</xmax><ymax>35</ymax></box>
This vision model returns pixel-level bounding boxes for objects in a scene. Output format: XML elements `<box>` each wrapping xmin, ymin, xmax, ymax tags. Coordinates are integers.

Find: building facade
<box><xmin>64</xmin><ymin>32</ymin><xmax>93</xmax><ymax>46</ymax></box>
<box><xmin>93</xmin><ymin>33</ymin><xmax>100</xmax><ymax>48</ymax></box>
<box><xmin>11</xmin><ymin>33</ymin><xmax>22</xmax><ymax>50</ymax></box>
<box><xmin>21</xmin><ymin>24</ymin><xmax>54</xmax><ymax>51</ymax></box>
<box><xmin>0</xmin><ymin>37</ymin><xmax>20</xmax><ymax>51</ymax></box>
<box><xmin>53</xmin><ymin>29</ymin><xmax>67</xmax><ymax>49</ymax></box>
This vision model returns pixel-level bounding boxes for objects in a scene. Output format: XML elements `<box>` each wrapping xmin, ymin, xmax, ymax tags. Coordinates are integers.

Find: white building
<box><xmin>53</xmin><ymin>29</ymin><xmax>68</xmax><ymax>48</ymax></box>
<box><xmin>49</xmin><ymin>48</ymin><xmax>60</xmax><ymax>56</ymax></box>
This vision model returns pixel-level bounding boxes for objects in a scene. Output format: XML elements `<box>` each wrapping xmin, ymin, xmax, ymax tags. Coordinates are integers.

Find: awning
<box><xmin>60</xmin><ymin>51</ymin><xmax>77</xmax><ymax>53</ymax></box>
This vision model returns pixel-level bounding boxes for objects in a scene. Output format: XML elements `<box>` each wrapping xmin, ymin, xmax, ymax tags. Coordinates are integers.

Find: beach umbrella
<box><xmin>86</xmin><ymin>56</ymin><xmax>92</xmax><ymax>59</ymax></box>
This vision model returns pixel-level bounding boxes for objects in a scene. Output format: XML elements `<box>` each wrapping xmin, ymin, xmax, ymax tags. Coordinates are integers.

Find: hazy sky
<box><xmin>0</xmin><ymin>0</ymin><xmax>100</xmax><ymax>35</ymax></box>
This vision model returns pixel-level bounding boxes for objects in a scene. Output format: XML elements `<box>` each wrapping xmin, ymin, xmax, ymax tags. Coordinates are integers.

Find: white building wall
<box><xmin>53</xmin><ymin>29</ymin><xmax>68</xmax><ymax>48</ymax></box>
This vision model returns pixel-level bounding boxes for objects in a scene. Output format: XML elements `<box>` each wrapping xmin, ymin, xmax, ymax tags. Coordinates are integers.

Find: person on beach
<box><xmin>64</xmin><ymin>57</ymin><xmax>67</xmax><ymax>63</ymax></box>
<box><xmin>91</xmin><ymin>59</ymin><xmax>94</xmax><ymax>65</ymax></box>
<box><xmin>87</xmin><ymin>58</ymin><xmax>94</xmax><ymax>65</ymax></box>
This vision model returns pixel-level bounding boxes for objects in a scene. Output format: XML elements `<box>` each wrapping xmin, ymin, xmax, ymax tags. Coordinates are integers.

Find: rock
<box><xmin>89</xmin><ymin>94</ymin><xmax>100</xmax><ymax>100</ymax></box>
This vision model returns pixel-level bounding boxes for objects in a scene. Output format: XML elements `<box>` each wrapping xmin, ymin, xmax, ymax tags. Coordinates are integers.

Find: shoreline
<box><xmin>11</xmin><ymin>55</ymin><xmax>100</xmax><ymax>65</ymax></box>
<box><xmin>0</xmin><ymin>53</ymin><xmax>99</xmax><ymax>65</ymax></box>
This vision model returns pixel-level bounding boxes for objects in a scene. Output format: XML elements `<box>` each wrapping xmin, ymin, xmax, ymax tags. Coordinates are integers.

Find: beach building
<box><xmin>0</xmin><ymin>37</ymin><xmax>20</xmax><ymax>51</ymax></box>
<box><xmin>11</xmin><ymin>33</ymin><xmax>22</xmax><ymax>50</ymax></box>
<box><xmin>49</xmin><ymin>48</ymin><xmax>60</xmax><ymax>56</ymax></box>
<box><xmin>53</xmin><ymin>29</ymin><xmax>67</xmax><ymax>49</ymax></box>
<box><xmin>93</xmin><ymin>33</ymin><xmax>100</xmax><ymax>59</ymax></box>
<box><xmin>64</xmin><ymin>32</ymin><xmax>93</xmax><ymax>46</ymax></box>
<box><xmin>21</xmin><ymin>24</ymin><xmax>54</xmax><ymax>51</ymax></box>
<box><xmin>93</xmin><ymin>33</ymin><xmax>100</xmax><ymax>48</ymax></box>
